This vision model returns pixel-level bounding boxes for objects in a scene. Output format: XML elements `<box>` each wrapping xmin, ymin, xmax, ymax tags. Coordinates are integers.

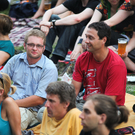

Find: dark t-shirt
<box><xmin>96</xmin><ymin>0</ymin><xmax>134</xmax><ymax>37</ymax></box>
<box><xmin>80</xmin><ymin>129</ymin><xmax>120</xmax><ymax>135</ymax></box>
<box><xmin>63</xmin><ymin>0</ymin><xmax>100</xmax><ymax>25</ymax></box>
<box><xmin>133</xmin><ymin>7</ymin><xmax>135</xmax><ymax>32</ymax></box>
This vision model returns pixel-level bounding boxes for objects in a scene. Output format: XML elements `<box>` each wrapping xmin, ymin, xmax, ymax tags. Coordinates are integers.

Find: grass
<box><xmin>0</xmin><ymin>5</ymin><xmax>10</xmax><ymax>15</ymax></box>
<box><xmin>126</xmin><ymin>82</ymin><xmax>135</xmax><ymax>96</ymax></box>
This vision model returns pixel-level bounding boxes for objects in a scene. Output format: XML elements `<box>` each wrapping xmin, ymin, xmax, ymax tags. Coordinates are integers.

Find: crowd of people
<box><xmin>0</xmin><ymin>0</ymin><xmax>135</xmax><ymax>134</ymax></box>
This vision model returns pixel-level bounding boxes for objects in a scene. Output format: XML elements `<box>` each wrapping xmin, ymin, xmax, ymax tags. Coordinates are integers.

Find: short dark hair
<box><xmin>45</xmin><ymin>81</ymin><xmax>76</xmax><ymax>112</ymax></box>
<box><xmin>0</xmin><ymin>14</ymin><xmax>13</xmax><ymax>35</ymax></box>
<box><xmin>86</xmin><ymin>94</ymin><xmax>129</xmax><ymax>130</ymax></box>
<box><xmin>88</xmin><ymin>22</ymin><xmax>111</xmax><ymax>46</ymax></box>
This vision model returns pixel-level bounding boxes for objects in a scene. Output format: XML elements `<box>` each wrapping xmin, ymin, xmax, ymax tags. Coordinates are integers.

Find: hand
<box><xmin>82</xmin><ymin>40</ymin><xmax>87</xmax><ymax>50</ymax></box>
<box><xmin>120</xmin><ymin>51</ymin><xmax>128</xmax><ymax>59</ymax></box>
<box><xmin>40</xmin><ymin>21</ymin><xmax>51</xmax><ymax>36</ymax></box>
<box><xmin>40</xmin><ymin>25</ymin><xmax>50</xmax><ymax>36</ymax></box>
<box><xmin>40</xmin><ymin>21</ymin><xmax>52</xmax><ymax>28</ymax></box>
<box><xmin>70</xmin><ymin>45</ymin><xmax>82</xmax><ymax>60</ymax></box>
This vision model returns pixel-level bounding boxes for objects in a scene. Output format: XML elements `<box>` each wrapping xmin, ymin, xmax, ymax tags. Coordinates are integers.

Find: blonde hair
<box><xmin>0</xmin><ymin>73</ymin><xmax>16</xmax><ymax>98</ymax></box>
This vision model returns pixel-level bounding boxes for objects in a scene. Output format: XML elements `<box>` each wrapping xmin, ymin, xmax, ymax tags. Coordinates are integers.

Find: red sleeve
<box><xmin>105</xmin><ymin>64</ymin><xmax>127</xmax><ymax>96</ymax></box>
<box><xmin>72</xmin><ymin>56</ymin><xmax>84</xmax><ymax>82</ymax></box>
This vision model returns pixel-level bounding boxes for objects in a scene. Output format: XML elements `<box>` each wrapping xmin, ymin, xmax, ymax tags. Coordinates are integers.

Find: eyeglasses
<box><xmin>26</xmin><ymin>43</ymin><xmax>44</xmax><ymax>49</ymax></box>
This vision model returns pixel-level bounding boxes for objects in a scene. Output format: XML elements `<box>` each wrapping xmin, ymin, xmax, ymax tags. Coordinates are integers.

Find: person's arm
<box><xmin>41</xmin><ymin>8</ymin><xmax>94</xmax><ymax>27</ymax></box>
<box><xmin>15</xmin><ymin>95</ymin><xmax>46</xmax><ymax>107</ymax></box>
<box><xmin>81</xmin><ymin>9</ymin><xmax>102</xmax><ymax>38</ymax></box>
<box><xmin>15</xmin><ymin>64</ymin><xmax>57</xmax><ymax>107</ymax></box>
<box><xmin>4</xmin><ymin>97</ymin><xmax>21</xmax><ymax>135</ymax></box>
<box><xmin>70</xmin><ymin>36</ymin><xmax>83</xmax><ymax>60</ymax></box>
<box><xmin>126</xmin><ymin>32</ymin><xmax>135</xmax><ymax>53</ymax></box>
<box><xmin>120</xmin><ymin>32</ymin><xmax>135</xmax><ymax>72</ymax></box>
<box><xmin>42</xmin><ymin>4</ymin><xmax>68</xmax><ymax>21</ymax></box>
<box><xmin>104</xmin><ymin>9</ymin><xmax>134</xmax><ymax>27</ymax></box>
<box><xmin>105</xmin><ymin>63</ymin><xmax>127</xmax><ymax>106</ymax></box>
<box><xmin>0</xmin><ymin>51</ymin><xmax>10</xmax><ymax>65</ymax></box>
<box><xmin>40</xmin><ymin>4</ymin><xmax>68</xmax><ymax>35</ymax></box>
<box><xmin>72</xmin><ymin>80</ymin><xmax>82</xmax><ymax>96</ymax></box>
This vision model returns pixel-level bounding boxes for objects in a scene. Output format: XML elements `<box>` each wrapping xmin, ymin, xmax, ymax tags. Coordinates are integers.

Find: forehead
<box><xmin>86</xmin><ymin>28</ymin><xmax>98</xmax><ymax>37</ymax></box>
<box><xmin>83</xmin><ymin>100</ymin><xmax>95</xmax><ymax>111</ymax></box>
<box><xmin>27</xmin><ymin>36</ymin><xmax>44</xmax><ymax>43</ymax></box>
<box><xmin>47</xmin><ymin>94</ymin><xmax>60</xmax><ymax>101</ymax></box>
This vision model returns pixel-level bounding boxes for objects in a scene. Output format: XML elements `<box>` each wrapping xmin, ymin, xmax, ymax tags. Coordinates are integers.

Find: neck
<box><xmin>111</xmin><ymin>2</ymin><xmax>119</xmax><ymax>11</ymax></box>
<box><xmin>91</xmin><ymin>125</ymin><xmax>110</xmax><ymax>135</ymax></box>
<box><xmin>0</xmin><ymin>97</ymin><xmax>4</xmax><ymax>103</ymax></box>
<box><xmin>55</xmin><ymin>111</ymin><xmax>67</xmax><ymax>121</ymax></box>
<box><xmin>0</xmin><ymin>34</ymin><xmax>10</xmax><ymax>40</ymax></box>
<box><xmin>27</xmin><ymin>56</ymin><xmax>41</xmax><ymax>65</ymax></box>
<box><xmin>93</xmin><ymin>47</ymin><xmax>109</xmax><ymax>62</ymax></box>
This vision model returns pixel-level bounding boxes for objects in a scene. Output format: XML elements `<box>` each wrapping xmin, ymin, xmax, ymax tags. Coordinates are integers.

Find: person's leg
<box><xmin>51</xmin><ymin>23</ymin><xmax>83</xmax><ymax>64</ymax></box>
<box><xmin>43</xmin><ymin>14</ymin><xmax>60</xmax><ymax>58</ymax></box>
<box><xmin>31</xmin><ymin>0</ymin><xmax>45</xmax><ymax>19</ymax></box>
<box><xmin>20</xmin><ymin>108</ymin><xmax>38</xmax><ymax>130</ymax></box>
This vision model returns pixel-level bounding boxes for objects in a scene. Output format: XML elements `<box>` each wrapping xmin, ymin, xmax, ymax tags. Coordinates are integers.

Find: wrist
<box><xmin>78</xmin><ymin>38</ymin><xmax>83</xmax><ymax>45</ymax></box>
<box><xmin>51</xmin><ymin>20</ymin><xmax>56</xmax><ymax>28</ymax></box>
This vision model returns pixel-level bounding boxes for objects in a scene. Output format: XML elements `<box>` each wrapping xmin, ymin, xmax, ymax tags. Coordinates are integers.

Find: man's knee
<box><xmin>49</xmin><ymin>14</ymin><xmax>60</xmax><ymax>21</ymax></box>
<box><xmin>20</xmin><ymin>108</ymin><xmax>35</xmax><ymax>130</ymax></box>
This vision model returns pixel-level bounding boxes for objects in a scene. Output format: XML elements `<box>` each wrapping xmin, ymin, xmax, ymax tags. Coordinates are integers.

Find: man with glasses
<box><xmin>1</xmin><ymin>29</ymin><xmax>58</xmax><ymax>130</ymax></box>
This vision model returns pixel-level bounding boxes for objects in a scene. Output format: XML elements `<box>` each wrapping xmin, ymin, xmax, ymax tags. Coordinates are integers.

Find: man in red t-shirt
<box><xmin>72</xmin><ymin>22</ymin><xmax>127</xmax><ymax>110</ymax></box>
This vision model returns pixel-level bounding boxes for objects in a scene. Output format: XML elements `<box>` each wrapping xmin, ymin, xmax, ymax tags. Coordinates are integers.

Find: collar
<box><xmin>19</xmin><ymin>52</ymin><xmax>45</xmax><ymax>69</ymax></box>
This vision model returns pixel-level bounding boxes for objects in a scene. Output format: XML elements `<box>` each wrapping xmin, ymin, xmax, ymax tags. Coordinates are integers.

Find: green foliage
<box><xmin>126</xmin><ymin>82</ymin><xmax>135</xmax><ymax>96</ymax></box>
<box><xmin>0</xmin><ymin>5</ymin><xmax>10</xmax><ymax>15</ymax></box>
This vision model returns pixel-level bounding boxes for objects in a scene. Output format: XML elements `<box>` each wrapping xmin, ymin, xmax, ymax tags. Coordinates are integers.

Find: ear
<box><xmin>102</xmin><ymin>37</ymin><xmax>107</xmax><ymax>45</ymax></box>
<box><xmin>63</xmin><ymin>102</ymin><xmax>70</xmax><ymax>109</ymax></box>
<box><xmin>24</xmin><ymin>43</ymin><xmax>26</xmax><ymax>50</ymax></box>
<box><xmin>98</xmin><ymin>113</ymin><xmax>107</xmax><ymax>125</ymax></box>
<box><xmin>0</xmin><ymin>89</ymin><xmax>4</xmax><ymax>96</ymax></box>
<box><xmin>43</xmin><ymin>45</ymin><xmax>45</xmax><ymax>52</ymax></box>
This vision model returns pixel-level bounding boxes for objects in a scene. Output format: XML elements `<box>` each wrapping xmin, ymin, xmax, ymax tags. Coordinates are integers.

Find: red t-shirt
<box><xmin>73</xmin><ymin>49</ymin><xmax>127</xmax><ymax>106</ymax></box>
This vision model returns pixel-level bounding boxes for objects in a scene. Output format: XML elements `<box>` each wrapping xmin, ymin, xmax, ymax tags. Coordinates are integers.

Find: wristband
<box><xmin>51</xmin><ymin>20</ymin><xmax>56</xmax><ymax>28</ymax></box>
<box><xmin>78</xmin><ymin>38</ymin><xmax>83</xmax><ymax>45</ymax></box>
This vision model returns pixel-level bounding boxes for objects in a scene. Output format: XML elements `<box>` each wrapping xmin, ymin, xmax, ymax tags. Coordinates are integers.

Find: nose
<box><xmin>33</xmin><ymin>45</ymin><xmax>38</xmax><ymax>50</ymax></box>
<box><xmin>79</xmin><ymin>112</ymin><xmax>84</xmax><ymax>119</ymax></box>
<box><xmin>45</xmin><ymin>100</ymin><xmax>49</xmax><ymax>107</ymax></box>
<box><xmin>85</xmin><ymin>37</ymin><xmax>90</xmax><ymax>44</ymax></box>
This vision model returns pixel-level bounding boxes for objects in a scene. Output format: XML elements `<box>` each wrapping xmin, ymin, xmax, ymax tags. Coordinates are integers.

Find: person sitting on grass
<box><xmin>40</xmin><ymin>0</ymin><xmax>100</xmax><ymax>64</ymax></box>
<box><xmin>71</xmin><ymin>0</ymin><xmax>134</xmax><ymax>64</ymax></box>
<box><xmin>72</xmin><ymin>22</ymin><xmax>127</xmax><ymax>111</ymax></box>
<box><xmin>0</xmin><ymin>14</ymin><xmax>15</xmax><ymax>69</ymax></box>
<box><xmin>0</xmin><ymin>73</ymin><xmax>21</xmax><ymax>135</ymax></box>
<box><xmin>79</xmin><ymin>94</ymin><xmax>129</xmax><ymax>135</ymax></box>
<box><xmin>1</xmin><ymin>29</ymin><xmax>58</xmax><ymax>130</ymax></box>
<box><xmin>22</xmin><ymin>81</ymin><xmax>82</xmax><ymax>135</ymax></box>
